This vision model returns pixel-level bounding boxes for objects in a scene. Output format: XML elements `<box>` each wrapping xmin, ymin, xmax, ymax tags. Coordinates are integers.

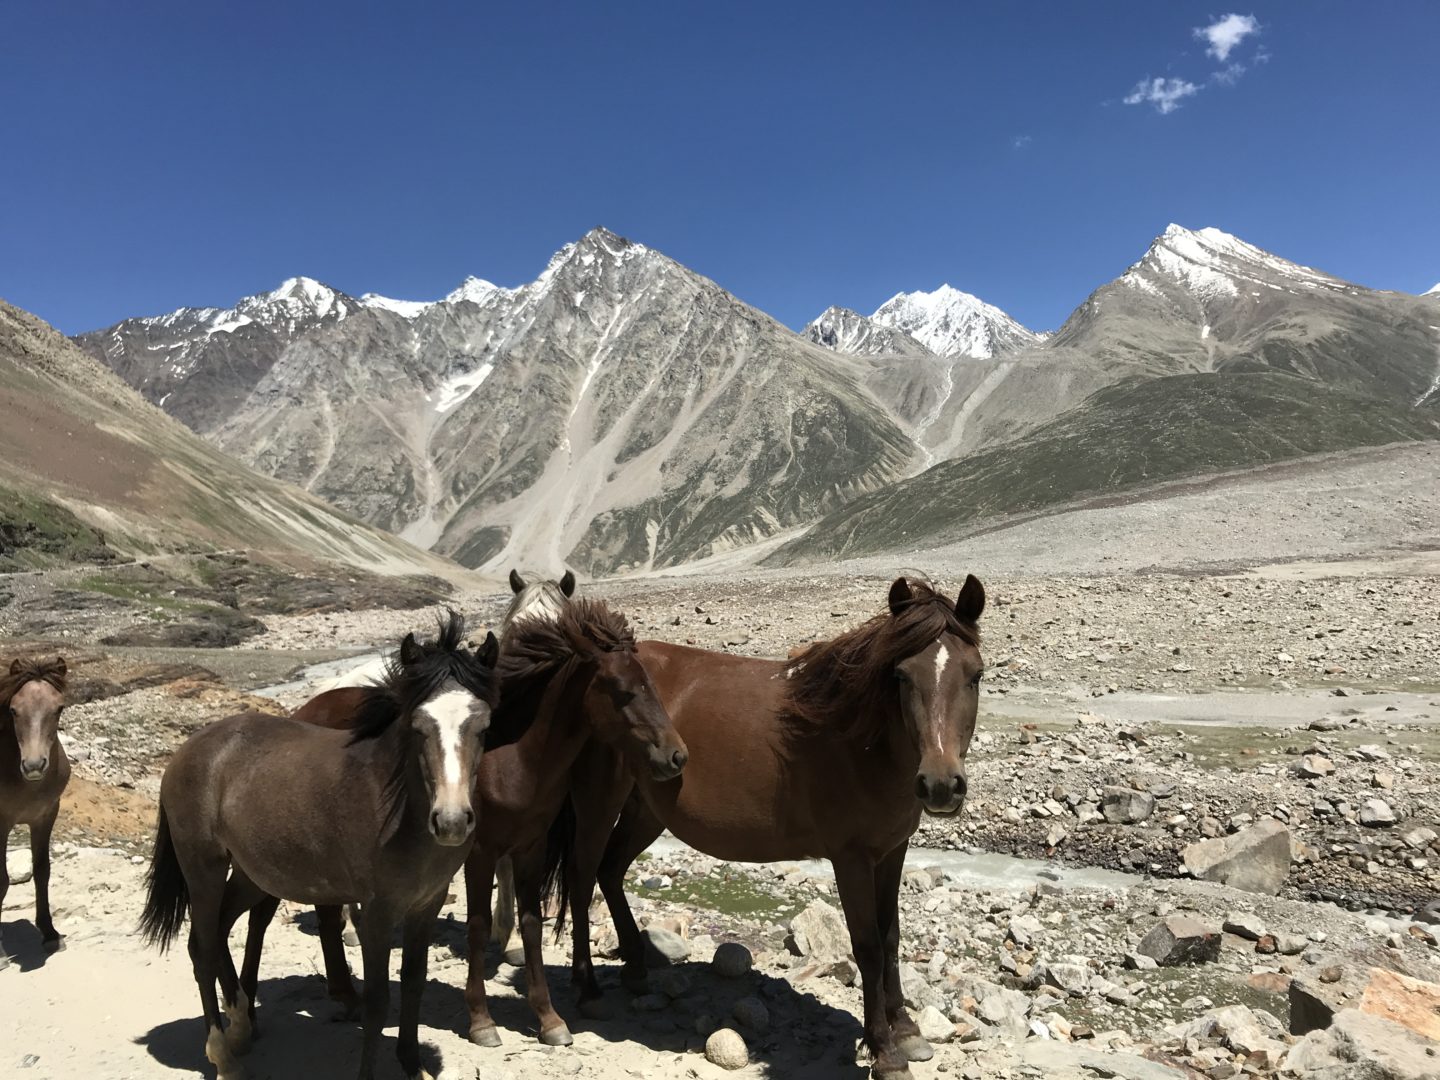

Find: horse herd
<box><xmin>1</xmin><ymin>569</ymin><xmax>986</xmax><ymax>1080</ymax></box>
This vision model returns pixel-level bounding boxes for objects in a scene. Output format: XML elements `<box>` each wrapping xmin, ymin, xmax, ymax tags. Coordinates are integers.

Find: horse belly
<box><xmin>654</xmin><ymin>768</ymin><xmax>824</xmax><ymax>864</ymax></box>
<box><xmin>219</xmin><ymin>796</ymin><xmax>373</xmax><ymax>905</ymax></box>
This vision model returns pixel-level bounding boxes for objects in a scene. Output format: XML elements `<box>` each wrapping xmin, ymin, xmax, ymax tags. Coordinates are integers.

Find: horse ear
<box><xmin>888</xmin><ymin>576</ymin><xmax>914</xmax><ymax>616</ymax></box>
<box><xmin>54</xmin><ymin>657</ymin><xmax>67</xmax><ymax>677</ymax></box>
<box><xmin>955</xmin><ymin>574</ymin><xmax>986</xmax><ymax>623</ymax></box>
<box><xmin>399</xmin><ymin>632</ymin><xmax>421</xmax><ymax>666</ymax></box>
<box><xmin>477</xmin><ymin>631</ymin><xmax>499</xmax><ymax>668</ymax></box>
<box><xmin>559</xmin><ymin>569</ymin><xmax>576</xmax><ymax>597</ymax></box>
<box><xmin>9</xmin><ymin>659</ymin><xmax>21</xmax><ymax>674</ymax></box>
<box><xmin>509</xmin><ymin>568</ymin><xmax>526</xmax><ymax>594</ymax></box>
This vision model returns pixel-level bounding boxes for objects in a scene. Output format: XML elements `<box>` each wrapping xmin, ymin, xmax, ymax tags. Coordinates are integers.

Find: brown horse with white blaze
<box><xmin>564</xmin><ymin>575</ymin><xmax>985</xmax><ymax>1079</ymax></box>
<box><xmin>1</xmin><ymin>657</ymin><xmax>70</xmax><ymax>963</ymax></box>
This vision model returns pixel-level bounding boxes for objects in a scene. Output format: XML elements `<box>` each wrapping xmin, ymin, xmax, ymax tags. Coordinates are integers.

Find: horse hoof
<box><xmin>42</xmin><ymin>935</ymin><xmax>65</xmax><ymax>955</ymax></box>
<box><xmin>539</xmin><ymin>1025</ymin><xmax>574</xmax><ymax>1046</ymax></box>
<box><xmin>871</xmin><ymin>1061</ymin><xmax>911</xmax><ymax>1080</ymax></box>
<box><xmin>895</xmin><ymin>1034</ymin><xmax>934</xmax><ymax>1062</ymax></box>
<box><xmin>468</xmin><ymin>1025</ymin><xmax>503</xmax><ymax>1048</ymax></box>
<box><xmin>577</xmin><ymin>996</ymin><xmax>614</xmax><ymax>1021</ymax></box>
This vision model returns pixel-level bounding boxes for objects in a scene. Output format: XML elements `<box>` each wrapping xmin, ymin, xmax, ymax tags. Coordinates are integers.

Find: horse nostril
<box><xmin>915</xmin><ymin>775</ymin><xmax>930</xmax><ymax>801</ymax></box>
<box><xmin>463</xmin><ymin>808</ymin><xmax>475</xmax><ymax>830</ymax></box>
<box><xmin>955</xmin><ymin>774</ymin><xmax>968</xmax><ymax>800</ymax></box>
<box><xmin>671</xmin><ymin>748</ymin><xmax>688</xmax><ymax>772</ymax></box>
<box><xmin>429</xmin><ymin>810</ymin><xmax>442</xmax><ymax>835</ymax></box>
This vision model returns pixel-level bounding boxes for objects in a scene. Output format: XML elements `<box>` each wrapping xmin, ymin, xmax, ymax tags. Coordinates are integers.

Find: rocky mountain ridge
<box><xmin>78</xmin><ymin>224</ymin><xmax>1440</xmax><ymax>575</ymax></box>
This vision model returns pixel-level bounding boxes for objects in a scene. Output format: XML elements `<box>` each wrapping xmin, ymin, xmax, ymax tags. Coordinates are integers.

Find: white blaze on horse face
<box><xmin>932</xmin><ymin>638</ymin><xmax>952</xmax><ymax>755</ymax></box>
<box><xmin>422</xmin><ymin>688</ymin><xmax>474</xmax><ymax>786</ymax></box>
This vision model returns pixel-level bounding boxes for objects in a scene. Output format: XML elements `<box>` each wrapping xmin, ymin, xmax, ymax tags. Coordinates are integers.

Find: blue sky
<box><xmin>3</xmin><ymin>2</ymin><xmax>1437</xmax><ymax>336</ymax></box>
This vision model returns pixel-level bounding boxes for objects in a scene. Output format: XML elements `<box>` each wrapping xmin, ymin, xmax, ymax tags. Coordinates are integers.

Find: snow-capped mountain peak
<box><xmin>870</xmin><ymin>284</ymin><xmax>1038</xmax><ymax>359</ymax></box>
<box><xmin>1131</xmin><ymin>224</ymin><xmax>1348</xmax><ymax>301</ymax></box>
<box><xmin>443</xmin><ymin>276</ymin><xmax>512</xmax><ymax>306</ymax></box>
<box><xmin>1425</xmin><ymin>282</ymin><xmax>1440</xmax><ymax>296</ymax></box>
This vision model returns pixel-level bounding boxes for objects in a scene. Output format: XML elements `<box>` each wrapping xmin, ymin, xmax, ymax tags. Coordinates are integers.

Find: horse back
<box><xmin>290</xmin><ymin>686</ymin><xmax>368</xmax><ymax>729</ymax></box>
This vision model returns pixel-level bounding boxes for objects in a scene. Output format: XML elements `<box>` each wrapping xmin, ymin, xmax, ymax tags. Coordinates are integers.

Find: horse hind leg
<box><xmin>490</xmin><ymin>855</ymin><xmax>523</xmax><ymax>966</ymax></box>
<box><xmin>317</xmin><ymin>904</ymin><xmax>361</xmax><ymax>1020</ymax></box>
<box><xmin>0</xmin><ymin>821</ymin><xmax>13</xmax><ymax>969</ymax></box>
<box><xmin>184</xmin><ymin>856</ymin><xmax>247</xmax><ymax>1080</ymax></box>
<box><xmin>216</xmin><ymin>868</ymin><xmax>268</xmax><ymax>1056</ymax></box>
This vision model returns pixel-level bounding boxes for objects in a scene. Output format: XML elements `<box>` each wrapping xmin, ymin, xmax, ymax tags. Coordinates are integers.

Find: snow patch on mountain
<box><xmin>1426</xmin><ymin>283</ymin><xmax>1440</xmax><ymax>296</ymax></box>
<box><xmin>361</xmin><ymin>294</ymin><xmax>432</xmax><ymax>318</ymax></box>
<box><xmin>433</xmin><ymin>363</ymin><xmax>495</xmax><ymax>413</ymax></box>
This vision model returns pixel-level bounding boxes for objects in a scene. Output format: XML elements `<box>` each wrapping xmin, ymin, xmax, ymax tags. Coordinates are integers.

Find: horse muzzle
<box><xmin>647</xmin><ymin>743</ymin><xmax>689</xmax><ymax>782</ymax></box>
<box><xmin>916</xmin><ymin>770</ymin><xmax>967</xmax><ymax>816</ymax></box>
<box><xmin>428</xmin><ymin>806</ymin><xmax>476</xmax><ymax>847</ymax></box>
<box><xmin>21</xmin><ymin>756</ymin><xmax>49</xmax><ymax>782</ymax></box>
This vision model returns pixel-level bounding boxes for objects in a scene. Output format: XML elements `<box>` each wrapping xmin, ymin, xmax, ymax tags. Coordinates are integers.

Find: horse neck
<box><xmin>365</xmin><ymin>710</ymin><xmax>430</xmax><ymax>840</ymax></box>
<box><xmin>507</xmin><ymin>661</ymin><xmax>595</xmax><ymax>795</ymax></box>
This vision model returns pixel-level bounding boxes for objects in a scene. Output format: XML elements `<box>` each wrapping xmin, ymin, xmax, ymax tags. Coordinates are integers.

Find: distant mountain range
<box><xmin>72</xmin><ymin>224</ymin><xmax>1440</xmax><ymax>574</ymax></box>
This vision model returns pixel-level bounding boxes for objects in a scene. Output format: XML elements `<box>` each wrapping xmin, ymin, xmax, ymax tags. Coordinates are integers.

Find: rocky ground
<box><xmin>2</xmin><ymin>533</ymin><xmax>1439</xmax><ymax>1077</ymax></box>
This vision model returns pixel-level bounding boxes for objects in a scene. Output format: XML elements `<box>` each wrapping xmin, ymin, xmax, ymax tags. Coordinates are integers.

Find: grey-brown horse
<box><xmin>1</xmin><ymin>656</ymin><xmax>69</xmax><ymax>964</ymax></box>
<box><xmin>140</xmin><ymin>614</ymin><xmax>521</xmax><ymax>1080</ymax></box>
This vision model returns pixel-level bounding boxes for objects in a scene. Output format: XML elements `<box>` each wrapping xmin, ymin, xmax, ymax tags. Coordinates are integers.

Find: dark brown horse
<box><xmin>140</xmin><ymin>614</ymin><xmax>518</xmax><ymax>1080</ymax></box>
<box><xmin>564</xmin><ymin>576</ymin><xmax>985</xmax><ymax>1079</ymax></box>
<box><xmin>284</xmin><ymin>598</ymin><xmax>688</xmax><ymax>1047</ymax></box>
<box><xmin>1</xmin><ymin>657</ymin><xmax>69</xmax><ymax>964</ymax></box>
<box><xmin>279</xmin><ymin>571</ymin><xmax>580</xmax><ymax>1014</ymax></box>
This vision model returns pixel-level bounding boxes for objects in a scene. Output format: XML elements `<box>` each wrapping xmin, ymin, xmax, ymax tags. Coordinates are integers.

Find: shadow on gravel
<box><xmin>135</xmin><ymin>973</ymin><xmax>447</xmax><ymax>1078</ymax></box>
<box><xmin>0</xmin><ymin>918</ymin><xmax>62</xmax><ymax>972</ymax></box>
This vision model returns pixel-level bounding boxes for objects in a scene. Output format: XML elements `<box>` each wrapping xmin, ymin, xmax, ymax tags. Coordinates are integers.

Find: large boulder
<box><xmin>1136</xmin><ymin>915</ymin><xmax>1221</xmax><ymax>966</ymax></box>
<box><xmin>1181</xmin><ymin>818</ymin><xmax>1292</xmax><ymax>895</ymax></box>
<box><xmin>785</xmin><ymin>900</ymin><xmax>851</xmax><ymax>963</ymax></box>
<box><xmin>1328</xmin><ymin>1009</ymin><xmax>1440</xmax><ymax>1080</ymax></box>
<box><xmin>1358</xmin><ymin>968</ymin><xmax>1440</xmax><ymax>1041</ymax></box>
<box><xmin>1168</xmin><ymin>1004</ymin><xmax>1286</xmax><ymax>1059</ymax></box>
<box><xmin>1101</xmin><ymin>786</ymin><xmax>1157</xmax><ymax>825</ymax></box>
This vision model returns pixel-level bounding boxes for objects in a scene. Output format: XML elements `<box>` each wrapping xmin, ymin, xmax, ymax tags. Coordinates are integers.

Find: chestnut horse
<box><xmin>1</xmin><ymin>657</ymin><xmax>69</xmax><ymax>964</ymax></box>
<box><xmin>562</xmin><ymin>576</ymin><xmax>985</xmax><ymax>1080</ymax></box>
<box><xmin>140</xmin><ymin>614</ymin><xmax>516</xmax><ymax>1080</ymax></box>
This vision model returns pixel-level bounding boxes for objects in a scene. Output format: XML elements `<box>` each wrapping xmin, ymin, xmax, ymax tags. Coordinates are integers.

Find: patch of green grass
<box><xmin>74</xmin><ymin>576</ymin><xmax>205</xmax><ymax>613</ymax></box>
<box><xmin>631</xmin><ymin>866</ymin><xmax>809</xmax><ymax>921</ymax></box>
<box><xmin>0</xmin><ymin>485</ymin><xmax>122</xmax><ymax>571</ymax></box>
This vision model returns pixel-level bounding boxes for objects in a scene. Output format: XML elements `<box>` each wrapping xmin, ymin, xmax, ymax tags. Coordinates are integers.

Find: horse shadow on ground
<box><xmin>0</xmin><ymin>917</ymin><xmax>62</xmax><ymax>972</ymax></box>
<box><xmin>136</xmin><ymin>912</ymin><xmax>871</xmax><ymax>1079</ymax></box>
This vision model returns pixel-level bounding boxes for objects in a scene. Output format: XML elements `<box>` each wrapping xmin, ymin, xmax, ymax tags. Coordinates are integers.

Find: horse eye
<box><xmin>969</xmin><ymin>672</ymin><xmax>984</xmax><ymax>687</ymax></box>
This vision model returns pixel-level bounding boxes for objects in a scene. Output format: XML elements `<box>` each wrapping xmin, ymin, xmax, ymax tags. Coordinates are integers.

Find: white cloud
<box><xmin>1194</xmin><ymin>13</ymin><xmax>1260</xmax><ymax>62</ymax></box>
<box><xmin>1124</xmin><ymin>77</ymin><xmax>1201</xmax><ymax>115</ymax></box>
<box><xmin>1011</xmin><ymin>134</ymin><xmax>1033</xmax><ymax>150</ymax></box>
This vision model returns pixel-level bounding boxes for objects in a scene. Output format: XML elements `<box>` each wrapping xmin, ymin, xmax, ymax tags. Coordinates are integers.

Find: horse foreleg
<box><xmin>513</xmin><ymin>841</ymin><xmax>571</xmax><ymax>1045</ymax></box>
<box><xmin>316</xmin><ymin>904</ymin><xmax>360</xmax><ymax>1020</ymax></box>
<box><xmin>396</xmin><ymin>899</ymin><xmax>442</xmax><ymax>1080</ymax></box>
<box><xmin>595</xmin><ymin>794</ymin><xmax>664</xmax><ymax>993</ymax></box>
<box><xmin>355</xmin><ymin>903</ymin><xmax>395</xmax><ymax>1080</ymax></box>
<box><xmin>29</xmin><ymin>805</ymin><xmax>62</xmax><ymax>952</ymax></box>
<box><xmin>463</xmin><ymin>849</ymin><xmax>501</xmax><ymax>1046</ymax></box>
<box><xmin>875</xmin><ymin>841</ymin><xmax>930</xmax><ymax>1062</ymax></box>
<box><xmin>569</xmin><ymin>749</ymin><xmax>633</xmax><ymax>1014</ymax></box>
<box><xmin>833</xmin><ymin>850</ymin><xmax>909</xmax><ymax>1079</ymax></box>
<box><xmin>0</xmin><ymin>821</ymin><xmax>12</xmax><ymax>969</ymax></box>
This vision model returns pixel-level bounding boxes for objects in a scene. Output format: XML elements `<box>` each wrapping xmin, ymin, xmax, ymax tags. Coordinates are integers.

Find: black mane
<box><xmin>349</xmin><ymin>611</ymin><xmax>498</xmax><ymax>743</ymax></box>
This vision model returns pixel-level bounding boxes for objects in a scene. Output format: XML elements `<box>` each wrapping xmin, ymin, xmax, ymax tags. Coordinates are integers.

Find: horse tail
<box><xmin>490</xmin><ymin>855</ymin><xmax>517</xmax><ymax>947</ymax></box>
<box><xmin>540</xmin><ymin>795</ymin><xmax>576</xmax><ymax>939</ymax></box>
<box><xmin>138</xmin><ymin>805</ymin><xmax>189</xmax><ymax>952</ymax></box>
